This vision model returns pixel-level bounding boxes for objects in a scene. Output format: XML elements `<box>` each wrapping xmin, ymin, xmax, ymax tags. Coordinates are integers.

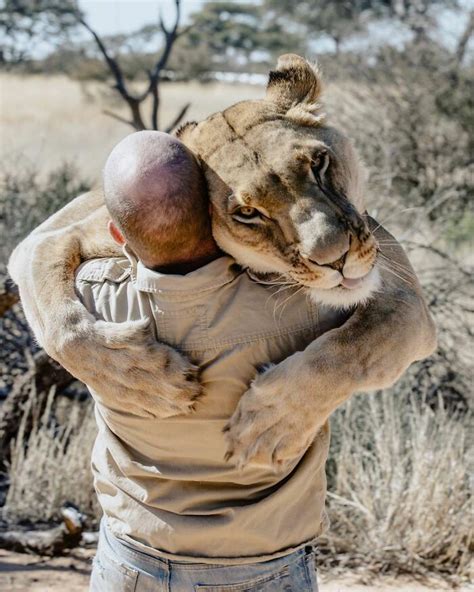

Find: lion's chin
<box><xmin>309</xmin><ymin>266</ymin><xmax>382</xmax><ymax>309</ymax></box>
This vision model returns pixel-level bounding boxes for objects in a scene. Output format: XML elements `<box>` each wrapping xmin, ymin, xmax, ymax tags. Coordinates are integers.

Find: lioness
<box><xmin>8</xmin><ymin>54</ymin><xmax>436</xmax><ymax>467</ymax></box>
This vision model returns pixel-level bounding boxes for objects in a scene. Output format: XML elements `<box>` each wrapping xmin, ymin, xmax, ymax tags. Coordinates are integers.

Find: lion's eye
<box><xmin>311</xmin><ymin>151</ymin><xmax>329</xmax><ymax>177</ymax></box>
<box><xmin>239</xmin><ymin>207</ymin><xmax>257</xmax><ymax>217</ymax></box>
<box><xmin>233</xmin><ymin>206</ymin><xmax>264</xmax><ymax>223</ymax></box>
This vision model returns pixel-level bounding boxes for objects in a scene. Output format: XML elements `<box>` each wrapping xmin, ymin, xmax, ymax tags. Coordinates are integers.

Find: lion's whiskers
<box><xmin>266</xmin><ymin>283</ymin><xmax>299</xmax><ymax>307</ymax></box>
<box><xmin>378</xmin><ymin>253</ymin><xmax>416</xmax><ymax>280</ymax></box>
<box><xmin>273</xmin><ymin>285</ymin><xmax>307</xmax><ymax>322</ymax></box>
<box><xmin>370</xmin><ymin>207</ymin><xmax>423</xmax><ymax>235</ymax></box>
<box><xmin>376</xmin><ymin>239</ymin><xmax>406</xmax><ymax>246</ymax></box>
<box><xmin>377</xmin><ymin>260</ymin><xmax>413</xmax><ymax>288</ymax></box>
<box><xmin>378</xmin><ymin>258</ymin><xmax>415</xmax><ymax>281</ymax></box>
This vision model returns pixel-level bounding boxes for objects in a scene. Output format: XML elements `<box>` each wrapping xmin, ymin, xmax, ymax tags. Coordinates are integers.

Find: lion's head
<box><xmin>178</xmin><ymin>54</ymin><xmax>380</xmax><ymax>308</ymax></box>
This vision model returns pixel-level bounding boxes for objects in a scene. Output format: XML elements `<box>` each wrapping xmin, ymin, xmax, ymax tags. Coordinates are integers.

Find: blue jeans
<box><xmin>90</xmin><ymin>522</ymin><xmax>319</xmax><ymax>591</ymax></box>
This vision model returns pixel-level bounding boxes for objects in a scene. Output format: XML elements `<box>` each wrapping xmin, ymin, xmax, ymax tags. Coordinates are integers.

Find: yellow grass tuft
<box><xmin>322</xmin><ymin>393</ymin><xmax>473</xmax><ymax>584</ymax></box>
<box><xmin>3</xmin><ymin>388</ymin><xmax>99</xmax><ymax>523</ymax></box>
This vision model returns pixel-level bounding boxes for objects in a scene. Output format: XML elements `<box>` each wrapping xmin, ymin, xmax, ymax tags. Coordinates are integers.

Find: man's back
<box><xmin>76</xmin><ymin>250</ymin><xmax>344</xmax><ymax>563</ymax></box>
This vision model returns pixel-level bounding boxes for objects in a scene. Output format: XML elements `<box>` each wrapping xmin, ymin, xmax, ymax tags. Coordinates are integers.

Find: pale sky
<box><xmin>78</xmin><ymin>0</ymin><xmax>472</xmax><ymax>54</ymax></box>
<box><xmin>4</xmin><ymin>0</ymin><xmax>470</xmax><ymax>59</ymax></box>
<box><xmin>79</xmin><ymin>0</ymin><xmax>210</xmax><ymax>35</ymax></box>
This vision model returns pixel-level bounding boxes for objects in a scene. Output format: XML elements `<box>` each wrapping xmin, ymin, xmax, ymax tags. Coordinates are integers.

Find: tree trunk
<box><xmin>127</xmin><ymin>98</ymin><xmax>147</xmax><ymax>131</ymax></box>
<box><xmin>0</xmin><ymin>523</ymin><xmax>82</xmax><ymax>555</ymax></box>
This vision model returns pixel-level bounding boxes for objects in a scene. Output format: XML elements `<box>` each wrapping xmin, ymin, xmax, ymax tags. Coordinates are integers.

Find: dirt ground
<box><xmin>1</xmin><ymin>549</ymin><xmax>471</xmax><ymax>592</ymax></box>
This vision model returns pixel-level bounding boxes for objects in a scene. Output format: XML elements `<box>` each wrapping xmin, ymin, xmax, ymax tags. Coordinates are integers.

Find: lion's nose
<box><xmin>307</xmin><ymin>250</ymin><xmax>348</xmax><ymax>271</ymax></box>
<box><xmin>304</xmin><ymin>232</ymin><xmax>350</xmax><ymax>269</ymax></box>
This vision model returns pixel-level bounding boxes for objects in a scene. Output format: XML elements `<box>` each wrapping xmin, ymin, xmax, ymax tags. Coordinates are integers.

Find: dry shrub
<box><xmin>325</xmin><ymin>45</ymin><xmax>473</xmax><ymax>237</ymax></box>
<box><xmin>322</xmin><ymin>392</ymin><xmax>473</xmax><ymax>583</ymax></box>
<box><xmin>0</xmin><ymin>163</ymin><xmax>90</xmax><ymax>264</ymax></box>
<box><xmin>2</xmin><ymin>388</ymin><xmax>98</xmax><ymax>523</ymax></box>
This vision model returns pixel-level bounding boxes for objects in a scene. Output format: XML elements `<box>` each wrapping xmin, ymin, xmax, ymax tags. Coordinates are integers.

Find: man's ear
<box><xmin>108</xmin><ymin>221</ymin><xmax>126</xmax><ymax>246</ymax></box>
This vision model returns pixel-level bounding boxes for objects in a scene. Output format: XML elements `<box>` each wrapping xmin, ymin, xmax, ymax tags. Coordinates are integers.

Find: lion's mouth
<box><xmin>340</xmin><ymin>275</ymin><xmax>368</xmax><ymax>290</ymax></box>
<box><xmin>308</xmin><ymin>265</ymin><xmax>382</xmax><ymax>308</ymax></box>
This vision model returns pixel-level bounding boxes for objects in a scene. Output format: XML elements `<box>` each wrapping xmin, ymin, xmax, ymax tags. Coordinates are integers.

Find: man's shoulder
<box><xmin>76</xmin><ymin>257</ymin><xmax>131</xmax><ymax>285</ymax></box>
<box><xmin>75</xmin><ymin>257</ymin><xmax>136</xmax><ymax>322</ymax></box>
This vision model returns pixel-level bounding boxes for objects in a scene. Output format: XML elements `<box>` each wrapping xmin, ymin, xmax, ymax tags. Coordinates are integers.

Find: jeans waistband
<box><xmin>100</xmin><ymin>519</ymin><xmax>312</xmax><ymax>576</ymax></box>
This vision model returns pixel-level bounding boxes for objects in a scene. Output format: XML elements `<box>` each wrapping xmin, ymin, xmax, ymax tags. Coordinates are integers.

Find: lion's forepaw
<box><xmin>49</xmin><ymin>317</ymin><xmax>203</xmax><ymax>419</ymax></box>
<box><xmin>223</xmin><ymin>365</ymin><xmax>321</xmax><ymax>470</ymax></box>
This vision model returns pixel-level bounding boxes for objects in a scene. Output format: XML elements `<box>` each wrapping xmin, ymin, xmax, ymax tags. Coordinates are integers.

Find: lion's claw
<box><xmin>223</xmin><ymin>365</ymin><xmax>321</xmax><ymax>470</ymax></box>
<box><xmin>51</xmin><ymin>315</ymin><xmax>203</xmax><ymax>418</ymax></box>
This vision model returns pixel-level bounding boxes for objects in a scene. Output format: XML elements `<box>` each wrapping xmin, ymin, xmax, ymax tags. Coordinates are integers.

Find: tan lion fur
<box><xmin>8</xmin><ymin>54</ymin><xmax>436</xmax><ymax>466</ymax></box>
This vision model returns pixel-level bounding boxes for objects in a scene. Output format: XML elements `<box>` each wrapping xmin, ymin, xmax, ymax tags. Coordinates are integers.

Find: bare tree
<box><xmin>77</xmin><ymin>0</ymin><xmax>189</xmax><ymax>131</ymax></box>
<box><xmin>455</xmin><ymin>10</ymin><xmax>474</xmax><ymax>66</ymax></box>
<box><xmin>0</xmin><ymin>0</ymin><xmax>190</xmax><ymax>131</ymax></box>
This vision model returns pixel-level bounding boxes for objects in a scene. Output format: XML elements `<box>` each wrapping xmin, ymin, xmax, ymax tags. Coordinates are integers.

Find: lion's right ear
<box><xmin>266</xmin><ymin>54</ymin><xmax>324</xmax><ymax>123</ymax></box>
<box><xmin>175</xmin><ymin>121</ymin><xmax>198</xmax><ymax>140</ymax></box>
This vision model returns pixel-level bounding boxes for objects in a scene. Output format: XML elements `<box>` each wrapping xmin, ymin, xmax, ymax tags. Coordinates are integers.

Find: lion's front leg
<box><xmin>53</xmin><ymin>310</ymin><xmax>202</xmax><ymax>418</ymax></box>
<box><xmin>224</xmin><ymin>349</ymin><xmax>338</xmax><ymax>469</ymax></box>
<box><xmin>224</xmin><ymin>303</ymin><xmax>420</xmax><ymax>469</ymax></box>
<box><xmin>225</xmin><ymin>224</ymin><xmax>437</xmax><ymax>468</ymax></box>
<box><xmin>9</xmin><ymin>191</ymin><xmax>203</xmax><ymax>419</ymax></box>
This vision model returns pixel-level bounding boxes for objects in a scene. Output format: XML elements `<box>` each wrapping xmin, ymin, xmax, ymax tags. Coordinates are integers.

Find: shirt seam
<box><xmin>178</xmin><ymin>323</ymin><xmax>316</xmax><ymax>352</ymax></box>
<box><xmin>130</xmin><ymin>255</ymin><xmax>242</xmax><ymax>298</ymax></box>
<box><xmin>133</xmin><ymin>281</ymin><xmax>237</xmax><ymax>298</ymax></box>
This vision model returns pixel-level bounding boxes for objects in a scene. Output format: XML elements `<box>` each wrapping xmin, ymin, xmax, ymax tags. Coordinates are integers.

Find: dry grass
<box><xmin>0</xmin><ymin>74</ymin><xmax>264</xmax><ymax>182</ymax></box>
<box><xmin>2</xmin><ymin>388</ymin><xmax>98</xmax><ymax>523</ymax></box>
<box><xmin>3</xmin><ymin>384</ymin><xmax>472</xmax><ymax>584</ymax></box>
<box><xmin>322</xmin><ymin>393</ymin><xmax>473</xmax><ymax>584</ymax></box>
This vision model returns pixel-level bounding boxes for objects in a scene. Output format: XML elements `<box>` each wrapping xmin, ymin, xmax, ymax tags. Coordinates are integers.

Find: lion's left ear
<box><xmin>266</xmin><ymin>54</ymin><xmax>324</xmax><ymax>124</ymax></box>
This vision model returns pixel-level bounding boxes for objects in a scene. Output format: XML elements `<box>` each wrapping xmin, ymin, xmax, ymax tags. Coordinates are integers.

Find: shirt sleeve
<box><xmin>74</xmin><ymin>278</ymin><xmax>101</xmax><ymax>319</ymax></box>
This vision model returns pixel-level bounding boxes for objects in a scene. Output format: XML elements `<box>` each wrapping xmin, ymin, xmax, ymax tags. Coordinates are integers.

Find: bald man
<box><xmin>77</xmin><ymin>131</ymin><xmax>343</xmax><ymax>591</ymax></box>
<box><xmin>104</xmin><ymin>130</ymin><xmax>220</xmax><ymax>273</ymax></box>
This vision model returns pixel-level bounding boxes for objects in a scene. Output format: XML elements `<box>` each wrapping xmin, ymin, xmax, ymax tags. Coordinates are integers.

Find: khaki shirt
<box><xmin>75</xmin><ymin>249</ymin><xmax>344</xmax><ymax>564</ymax></box>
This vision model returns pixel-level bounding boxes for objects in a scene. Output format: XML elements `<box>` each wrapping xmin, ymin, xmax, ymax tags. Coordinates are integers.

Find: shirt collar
<box><xmin>123</xmin><ymin>245</ymin><xmax>241</xmax><ymax>299</ymax></box>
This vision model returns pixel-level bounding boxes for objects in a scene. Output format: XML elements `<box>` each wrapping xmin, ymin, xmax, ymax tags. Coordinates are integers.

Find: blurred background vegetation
<box><xmin>0</xmin><ymin>0</ymin><xmax>472</xmax><ymax>584</ymax></box>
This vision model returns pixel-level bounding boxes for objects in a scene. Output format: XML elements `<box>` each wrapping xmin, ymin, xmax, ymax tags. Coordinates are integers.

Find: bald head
<box><xmin>104</xmin><ymin>131</ymin><xmax>217</xmax><ymax>271</ymax></box>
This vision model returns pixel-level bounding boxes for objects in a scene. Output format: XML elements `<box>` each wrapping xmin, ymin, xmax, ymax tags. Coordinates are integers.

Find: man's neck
<box><xmin>145</xmin><ymin>250</ymin><xmax>223</xmax><ymax>275</ymax></box>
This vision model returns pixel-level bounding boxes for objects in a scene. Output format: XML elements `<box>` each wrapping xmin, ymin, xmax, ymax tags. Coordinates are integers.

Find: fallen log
<box><xmin>0</xmin><ymin>506</ymin><xmax>85</xmax><ymax>556</ymax></box>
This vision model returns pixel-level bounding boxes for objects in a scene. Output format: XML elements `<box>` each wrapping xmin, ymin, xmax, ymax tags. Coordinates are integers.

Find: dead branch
<box><xmin>77</xmin><ymin>17</ymin><xmax>146</xmax><ymax>131</ymax></box>
<box><xmin>455</xmin><ymin>10</ymin><xmax>474</xmax><ymax>66</ymax></box>
<box><xmin>165</xmin><ymin>102</ymin><xmax>191</xmax><ymax>133</ymax></box>
<box><xmin>101</xmin><ymin>109</ymin><xmax>134</xmax><ymax>127</ymax></box>
<box><xmin>148</xmin><ymin>0</ymin><xmax>183</xmax><ymax>130</ymax></box>
<box><xmin>77</xmin><ymin>0</ymin><xmax>188</xmax><ymax>131</ymax></box>
<box><xmin>0</xmin><ymin>506</ymin><xmax>85</xmax><ymax>556</ymax></box>
<box><xmin>0</xmin><ymin>351</ymin><xmax>74</xmax><ymax>465</ymax></box>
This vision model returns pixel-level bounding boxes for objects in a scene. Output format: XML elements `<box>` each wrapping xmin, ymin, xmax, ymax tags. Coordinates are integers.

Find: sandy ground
<box><xmin>1</xmin><ymin>549</ymin><xmax>470</xmax><ymax>592</ymax></box>
<box><xmin>0</xmin><ymin>74</ymin><xmax>264</xmax><ymax>182</ymax></box>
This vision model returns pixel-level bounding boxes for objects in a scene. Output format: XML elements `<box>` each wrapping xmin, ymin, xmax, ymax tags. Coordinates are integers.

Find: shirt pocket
<box><xmin>151</xmin><ymin>303</ymin><xmax>208</xmax><ymax>353</ymax></box>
